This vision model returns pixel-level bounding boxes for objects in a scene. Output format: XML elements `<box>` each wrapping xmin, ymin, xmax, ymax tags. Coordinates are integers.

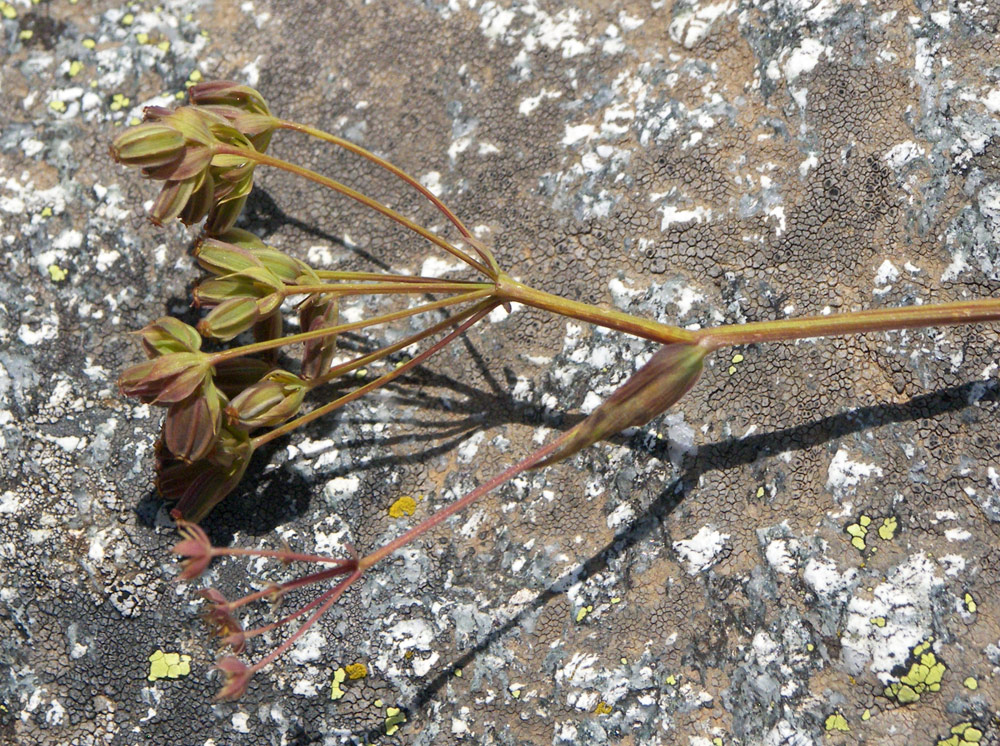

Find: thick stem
<box><xmin>276</xmin><ymin>119</ymin><xmax>474</xmax><ymax>241</ymax></box>
<box><xmin>210</xmin><ymin>288</ymin><xmax>493</xmax><ymax>364</ymax></box>
<box><xmin>215</xmin><ymin>145</ymin><xmax>490</xmax><ymax>277</ymax></box>
<box><xmin>694</xmin><ymin>298</ymin><xmax>1000</xmax><ymax>349</ymax></box>
<box><xmin>495</xmin><ymin>273</ymin><xmax>695</xmax><ymax>344</ymax></box>
<box><xmin>251</xmin><ymin>300</ymin><xmax>498</xmax><ymax>448</ymax></box>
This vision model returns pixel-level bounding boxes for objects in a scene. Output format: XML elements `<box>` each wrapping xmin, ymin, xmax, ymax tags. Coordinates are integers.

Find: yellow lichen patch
<box><xmin>19</xmin><ymin>29</ymin><xmax>32</xmax><ymax>40</ymax></box>
<box><xmin>157</xmin><ymin>40</ymin><xmax>170</xmax><ymax>52</ymax></box>
<box><xmin>824</xmin><ymin>713</ymin><xmax>849</xmax><ymax>732</ymax></box>
<box><xmin>184</xmin><ymin>69</ymin><xmax>204</xmax><ymax>88</ymax></box>
<box><xmin>345</xmin><ymin>662</ymin><xmax>367</xmax><ymax>680</ymax></box>
<box><xmin>870</xmin><ymin>616</ymin><xmax>886</xmax><ymax>628</ymax></box>
<box><xmin>47</xmin><ymin>264</ymin><xmax>67</xmax><ymax>282</ymax></box>
<box><xmin>938</xmin><ymin>721</ymin><xmax>983</xmax><ymax>746</ymax></box>
<box><xmin>147</xmin><ymin>649</ymin><xmax>191</xmax><ymax>681</ymax></box>
<box><xmin>330</xmin><ymin>667</ymin><xmax>347</xmax><ymax>700</ymax></box>
<box><xmin>40</xmin><ymin>207</ymin><xmax>52</xmax><ymax>218</ymax></box>
<box><xmin>575</xmin><ymin>605</ymin><xmax>593</xmax><ymax>622</ymax></box>
<box><xmin>861</xmin><ymin>709</ymin><xmax>871</xmax><ymax>721</ymax></box>
<box><xmin>665</xmin><ymin>674</ymin><xmax>677</xmax><ymax>686</ymax></box>
<box><xmin>0</xmin><ymin>2</ymin><xmax>17</xmax><ymax>19</ymax></box>
<box><xmin>883</xmin><ymin>639</ymin><xmax>945</xmax><ymax>704</ymax></box>
<box><xmin>384</xmin><ymin>706</ymin><xmax>406</xmax><ymax>736</ymax></box>
<box><xmin>963</xmin><ymin>676</ymin><xmax>977</xmax><ymax>690</ymax></box>
<box><xmin>878</xmin><ymin>516</ymin><xmax>898</xmax><ymax>541</ymax></box>
<box><xmin>110</xmin><ymin>93</ymin><xmax>130</xmax><ymax>112</ymax></box>
<box><xmin>121</xmin><ymin>12</ymin><xmax>134</xmax><ymax>25</ymax></box>
<box><xmin>135</xmin><ymin>31</ymin><xmax>149</xmax><ymax>44</ymax></box>
<box><xmin>82</xmin><ymin>38</ymin><xmax>96</xmax><ymax>49</ymax></box>
<box><xmin>727</xmin><ymin>353</ymin><xmax>744</xmax><ymax>376</ymax></box>
<box><xmin>712</xmin><ymin>738</ymin><xmax>724</xmax><ymax>746</ymax></box>
<box><xmin>68</xmin><ymin>60</ymin><xmax>84</xmax><ymax>77</ymax></box>
<box><xmin>388</xmin><ymin>496</ymin><xmax>416</xmax><ymax>518</ymax></box>
<box><xmin>964</xmin><ymin>593</ymin><xmax>977</xmax><ymax>613</ymax></box>
<box><xmin>49</xmin><ymin>100</ymin><xmax>67</xmax><ymax>113</ymax></box>
<box><xmin>846</xmin><ymin>518</ymin><xmax>868</xmax><ymax>551</ymax></box>
<box><xmin>594</xmin><ymin>701</ymin><xmax>613</xmax><ymax>715</ymax></box>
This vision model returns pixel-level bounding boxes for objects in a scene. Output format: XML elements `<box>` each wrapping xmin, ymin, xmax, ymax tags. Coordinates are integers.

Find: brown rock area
<box><xmin>1</xmin><ymin>1</ymin><xmax>998</xmax><ymax>744</ymax></box>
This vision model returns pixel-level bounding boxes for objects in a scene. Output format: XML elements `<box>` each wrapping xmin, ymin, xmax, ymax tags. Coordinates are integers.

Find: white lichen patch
<box><xmin>673</xmin><ymin>526</ymin><xmax>730</xmax><ymax>573</ymax></box>
<box><xmin>826</xmin><ymin>448</ymin><xmax>883</xmax><ymax>493</ymax></box>
<box><xmin>841</xmin><ymin>553</ymin><xmax>944</xmax><ymax>682</ymax></box>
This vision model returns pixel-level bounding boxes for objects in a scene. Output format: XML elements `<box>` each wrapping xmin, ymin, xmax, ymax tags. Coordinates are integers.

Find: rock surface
<box><xmin>1</xmin><ymin>0</ymin><xmax>999</xmax><ymax>744</ymax></box>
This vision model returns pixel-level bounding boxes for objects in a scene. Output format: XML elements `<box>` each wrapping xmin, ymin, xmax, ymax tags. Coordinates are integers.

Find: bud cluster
<box><xmin>110</xmin><ymin>81</ymin><xmax>276</xmax><ymax>233</ymax></box>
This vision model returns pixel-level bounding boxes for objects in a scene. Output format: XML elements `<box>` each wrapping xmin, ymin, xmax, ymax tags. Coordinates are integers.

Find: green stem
<box><xmin>210</xmin><ymin>288</ymin><xmax>493</xmax><ymax>364</ymax></box>
<box><xmin>308</xmin><ymin>301</ymin><xmax>491</xmax><ymax>388</ymax></box>
<box><xmin>695</xmin><ymin>298</ymin><xmax>1000</xmax><ymax>349</ymax></box>
<box><xmin>283</xmin><ymin>281</ymin><xmax>492</xmax><ymax>298</ymax></box>
<box><xmin>214</xmin><ymin>144</ymin><xmax>491</xmax><ymax>277</ymax></box>
<box><xmin>495</xmin><ymin>273</ymin><xmax>696</xmax><ymax>344</ymax></box>
<box><xmin>313</xmin><ymin>270</ymin><xmax>485</xmax><ymax>284</ymax></box>
<box><xmin>275</xmin><ymin>118</ymin><xmax>474</xmax><ymax>241</ymax></box>
<box><xmin>251</xmin><ymin>300</ymin><xmax>497</xmax><ymax>448</ymax></box>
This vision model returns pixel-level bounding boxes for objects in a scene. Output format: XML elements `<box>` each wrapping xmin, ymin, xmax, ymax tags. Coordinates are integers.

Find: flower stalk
<box><xmin>112</xmin><ymin>80</ymin><xmax>1000</xmax><ymax>702</ymax></box>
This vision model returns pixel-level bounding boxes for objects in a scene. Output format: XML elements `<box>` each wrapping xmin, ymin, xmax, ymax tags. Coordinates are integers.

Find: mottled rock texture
<box><xmin>1</xmin><ymin>0</ymin><xmax>999</xmax><ymax>744</ymax></box>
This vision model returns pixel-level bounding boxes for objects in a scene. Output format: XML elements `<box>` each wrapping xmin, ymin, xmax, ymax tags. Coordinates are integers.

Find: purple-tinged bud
<box><xmin>536</xmin><ymin>342</ymin><xmax>708</xmax><ymax>467</ymax></box>
<box><xmin>214</xmin><ymin>656</ymin><xmax>253</xmax><ymax>701</ymax></box>
<box><xmin>163</xmin><ymin>379</ymin><xmax>224</xmax><ymax>462</ymax></box>
<box><xmin>150</xmin><ymin>178</ymin><xmax>197</xmax><ymax>226</ymax></box>
<box><xmin>118</xmin><ymin>352</ymin><xmax>211</xmax><ymax>404</ymax></box>
<box><xmin>158</xmin><ymin>427</ymin><xmax>253</xmax><ymax>522</ymax></box>
<box><xmin>194</xmin><ymin>238</ymin><xmax>263</xmax><ymax>277</ymax></box>
<box><xmin>213</xmin><ymin>356</ymin><xmax>272</xmax><ymax>399</ymax></box>
<box><xmin>300</xmin><ymin>296</ymin><xmax>340</xmax><ymax>380</ymax></box>
<box><xmin>204</xmin><ymin>192</ymin><xmax>248</xmax><ymax>236</ymax></box>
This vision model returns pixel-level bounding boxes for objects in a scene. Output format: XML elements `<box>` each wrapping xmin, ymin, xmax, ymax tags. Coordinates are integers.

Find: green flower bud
<box><xmin>137</xmin><ymin>317</ymin><xmax>202</xmax><ymax>357</ymax></box>
<box><xmin>536</xmin><ymin>343</ymin><xmax>708</xmax><ymax>467</ymax></box>
<box><xmin>226</xmin><ymin>370</ymin><xmax>307</xmax><ymax>430</ymax></box>
<box><xmin>194</xmin><ymin>238</ymin><xmax>263</xmax><ymax>277</ymax></box>
<box><xmin>110</xmin><ymin>123</ymin><xmax>185</xmax><ymax>168</ymax></box>
<box><xmin>204</xmin><ymin>192</ymin><xmax>248</xmax><ymax>235</ymax></box>
<box><xmin>197</xmin><ymin>297</ymin><xmax>261</xmax><ymax>341</ymax></box>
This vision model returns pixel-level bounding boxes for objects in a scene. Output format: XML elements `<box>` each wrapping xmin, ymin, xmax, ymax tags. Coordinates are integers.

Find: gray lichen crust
<box><xmin>1</xmin><ymin>0</ymin><xmax>998</xmax><ymax>744</ymax></box>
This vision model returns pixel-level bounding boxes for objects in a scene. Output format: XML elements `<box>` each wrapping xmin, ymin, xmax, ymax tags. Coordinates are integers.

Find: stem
<box><xmin>215</xmin><ymin>144</ymin><xmax>491</xmax><ymax>277</ymax></box>
<box><xmin>211</xmin><ymin>288</ymin><xmax>493</xmax><ymax>364</ymax></box>
<box><xmin>310</xmin><ymin>301</ymin><xmax>491</xmax><ymax>387</ymax></box>
<box><xmin>226</xmin><ymin>564</ymin><xmax>356</xmax><ymax>611</ymax></box>
<box><xmin>495</xmin><ymin>273</ymin><xmax>695</xmax><ymax>344</ymax></box>
<box><xmin>251</xmin><ymin>300</ymin><xmax>498</xmax><ymax>448</ymax></box>
<box><xmin>284</xmin><ymin>281</ymin><xmax>492</xmax><ymax>298</ymax></box>
<box><xmin>358</xmin><ymin>430</ymin><xmax>572</xmax><ymax>571</ymax></box>
<box><xmin>213</xmin><ymin>547</ymin><xmax>355</xmax><ymax>566</ymax></box>
<box><xmin>249</xmin><ymin>570</ymin><xmax>363</xmax><ymax>673</ymax></box>
<box><xmin>313</xmin><ymin>270</ymin><xmax>485</xmax><ymax>284</ymax></box>
<box><xmin>694</xmin><ymin>298</ymin><xmax>1000</xmax><ymax>349</ymax></box>
<box><xmin>275</xmin><ymin>119</ymin><xmax>474</xmax><ymax>241</ymax></box>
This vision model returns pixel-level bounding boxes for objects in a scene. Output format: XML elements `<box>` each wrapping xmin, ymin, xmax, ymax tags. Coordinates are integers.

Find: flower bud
<box><xmin>226</xmin><ymin>370</ymin><xmax>307</xmax><ymax>430</ymax></box>
<box><xmin>197</xmin><ymin>297</ymin><xmax>262</xmax><ymax>341</ymax></box>
<box><xmin>204</xmin><ymin>192</ymin><xmax>248</xmax><ymax>235</ymax></box>
<box><xmin>158</xmin><ymin>426</ymin><xmax>253</xmax><ymax>522</ymax></box>
<box><xmin>213</xmin><ymin>356</ymin><xmax>272</xmax><ymax>398</ymax></box>
<box><xmin>163</xmin><ymin>378</ymin><xmax>224</xmax><ymax>462</ymax></box>
<box><xmin>137</xmin><ymin>317</ymin><xmax>202</xmax><ymax>357</ymax></box>
<box><xmin>119</xmin><ymin>351</ymin><xmax>212</xmax><ymax>404</ymax></box>
<box><xmin>536</xmin><ymin>343</ymin><xmax>707</xmax><ymax>467</ymax></box>
<box><xmin>194</xmin><ymin>238</ymin><xmax>262</xmax><ymax>276</ymax></box>
<box><xmin>110</xmin><ymin>123</ymin><xmax>185</xmax><ymax>168</ymax></box>
<box><xmin>299</xmin><ymin>296</ymin><xmax>339</xmax><ymax>379</ymax></box>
